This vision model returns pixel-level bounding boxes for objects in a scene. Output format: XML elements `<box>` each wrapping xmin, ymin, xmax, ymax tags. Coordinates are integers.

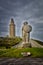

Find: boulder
<box><xmin>21</xmin><ymin>52</ymin><xmax>31</xmax><ymax>56</ymax></box>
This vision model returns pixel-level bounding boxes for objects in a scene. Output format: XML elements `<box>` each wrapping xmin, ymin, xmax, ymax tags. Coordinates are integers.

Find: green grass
<box><xmin>0</xmin><ymin>48</ymin><xmax>43</xmax><ymax>58</ymax></box>
<box><xmin>32</xmin><ymin>39</ymin><xmax>43</xmax><ymax>45</ymax></box>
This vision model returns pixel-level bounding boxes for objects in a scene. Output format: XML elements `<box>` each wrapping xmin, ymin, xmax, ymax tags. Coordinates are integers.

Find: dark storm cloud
<box><xmin>0</xmin><ymin>0</ymin><xmax>43</xmax><ymax>41</ymax></box>
<box><xmin>0</xmin><ymin>0</ymin><xmax>33</xmax><ymax>34</ymax></box>
<box><xmin>0</xmin><ymin>0</ymin><xmax>43</xmax><ymax>23</ymax></box>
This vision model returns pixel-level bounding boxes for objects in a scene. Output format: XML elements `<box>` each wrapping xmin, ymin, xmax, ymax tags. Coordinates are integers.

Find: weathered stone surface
<box><xmin>9</xmin><ymin>18</ymin><xmax>15</xmax><ymax>38</ymax></box>
<box><xmin>0</xmin><ymin>58</ymin><xmax>43</xmax><ymax>65</ymax></box>
<box><xmin>22</xmin><ymin>22</ymin><xmax>32</xmax><ymax>48</ymax></box>
<box><xmin>21</xmin><ymin>52</ymin><xmax>31</xmax><ymax>56</ymax></box>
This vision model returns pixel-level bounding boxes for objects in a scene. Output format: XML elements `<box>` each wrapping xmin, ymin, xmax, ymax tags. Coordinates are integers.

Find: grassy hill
<box><xmin>0</xmin><ymin>48</ymin><xmax>43</xmax><ymax>58</ymax></box>
<box><xmin>32</xmin><ymin>39</ymin><xmax>43</xmax><ymax>45</ymax></box>
<box><xmin>0</xmin><ymin>38</ymin><xmax>43</xmax><ymax>58</ymax></box>
<box><xmin>0</xmin><ymin>37</ymin><xmax>22</xmax><ymax>48</ymax></box>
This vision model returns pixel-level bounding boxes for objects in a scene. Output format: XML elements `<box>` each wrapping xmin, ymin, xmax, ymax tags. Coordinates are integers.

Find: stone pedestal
<box><xmin>22</xmin><ymin>43</ymin><xmax>30</xmax><ymax>48</ymax></box>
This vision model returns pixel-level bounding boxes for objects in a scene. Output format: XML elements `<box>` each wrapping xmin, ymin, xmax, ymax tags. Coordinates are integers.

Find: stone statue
<box><xmin>22</xmin><ymin>22</ymin><xmax>32</xmax><ymax>47</ymax></box>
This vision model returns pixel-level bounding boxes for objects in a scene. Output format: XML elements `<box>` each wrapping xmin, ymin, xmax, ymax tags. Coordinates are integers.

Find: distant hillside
<box><xmin>32</xmin><ymin>39</ymin><xmax>43</xmax><ymax>45</ymax></box>
<box><xmin>12</xmin><ymin>39</ymin><xmax>43</xmax><ymax>48</ymax></box>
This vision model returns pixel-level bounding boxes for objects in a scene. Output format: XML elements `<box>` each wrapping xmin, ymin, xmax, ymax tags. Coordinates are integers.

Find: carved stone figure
<box><xmin>22</xmin><ymin>22</ymin><xmax>32</xmax><ymax>47</ymax></box>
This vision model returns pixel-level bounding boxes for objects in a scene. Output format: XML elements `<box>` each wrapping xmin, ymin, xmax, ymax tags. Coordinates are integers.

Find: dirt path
<box><xmin>0</xmin><ymin>57</ymin><xmax>43</xmax><ymax>65</ymax></box>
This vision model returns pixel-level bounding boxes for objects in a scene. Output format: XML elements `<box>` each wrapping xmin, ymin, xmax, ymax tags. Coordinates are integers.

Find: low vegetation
<box><xmin>32</xmin><ymin>39</ymin><xmax>43</xmax><ymax>45</ymax></box>
<box><xmin>0</xmin><ymin>48</ymin><xmax>43</xmax><ymax>58</ymax></box>
<box><xmin>0</xmin><ymin>38</ymin><xmax>43</xmax><ymax>58</ymax></box>
<box><xmin>0</xmin><ymin>37</ymin><xmax>22</xmax><ymax>48</ymax></box>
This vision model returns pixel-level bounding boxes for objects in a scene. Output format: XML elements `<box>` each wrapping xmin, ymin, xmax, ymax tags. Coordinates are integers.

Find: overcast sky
<box><xmin>0</xmin><ymin>0</ymin><xmax>43</xmax><ymax>41</ymax></box>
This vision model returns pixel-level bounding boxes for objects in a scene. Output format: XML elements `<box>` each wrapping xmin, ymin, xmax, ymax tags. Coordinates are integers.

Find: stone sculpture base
<box><xmin>22</xmin><ymin>42</ymin><xmax>31</xmax><ymax>48</ymax></box>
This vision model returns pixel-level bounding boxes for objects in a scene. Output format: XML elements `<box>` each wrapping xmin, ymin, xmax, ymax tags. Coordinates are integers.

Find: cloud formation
<box><xmin>0</xmin><ymin>0</ymin><xmax>43</xmax><ymax>41</ymax></box>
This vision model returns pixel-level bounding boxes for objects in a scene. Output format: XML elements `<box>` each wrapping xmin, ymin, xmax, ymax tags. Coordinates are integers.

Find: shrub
<box><xmin>0</xmin><ymin>37</ymin><xmax>22</xmax><ymax>48</ymax></box>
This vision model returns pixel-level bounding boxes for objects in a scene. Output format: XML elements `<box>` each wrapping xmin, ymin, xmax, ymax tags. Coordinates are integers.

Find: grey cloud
<box><xmin>0</xmin><ymin>0</ymin><xmax>43</xmax><ymax>41</ymax></box>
